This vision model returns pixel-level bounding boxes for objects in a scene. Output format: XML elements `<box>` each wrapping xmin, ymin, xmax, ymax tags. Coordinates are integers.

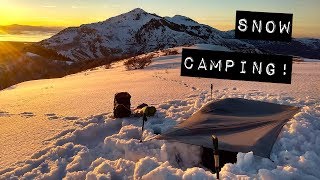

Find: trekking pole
<box><xmin>210</xmin><ymin>84</ymin><xmax>213</xmax><ymax>101</ymax></box>
<box><xmin>140</xmin><ymin>113</ymin><xmax>147</xmax><ymax>143</ymax></box>
<box><xmin>212</xmin><ymin>135</ymin><xmax>219</xmax><ymax>180</ymax></box>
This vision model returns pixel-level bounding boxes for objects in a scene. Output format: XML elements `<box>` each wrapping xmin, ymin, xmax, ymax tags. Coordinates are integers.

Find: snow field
<box><xmin>1</xmin><ymin>86</ymin><xmax>320</xmax><ymax>179</ymax></box>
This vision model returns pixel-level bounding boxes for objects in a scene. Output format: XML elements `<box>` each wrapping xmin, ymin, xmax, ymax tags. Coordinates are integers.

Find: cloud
<box><xmin>42</xmin><ymin>5</ymin><xmax>56</xmax><ymax>8</ymax></box>
<box><xmin>71</xmin><ymin>5</ymin><xmax>85</xmax><ymax>9</ymax></box>
<box><xmin>104</xmin><ymin>4</ymin><xmax>121</xmax><ymax>8</ymax></box>
<box><xmin>0</xmin><ymin>25</ymin><xmax>64</xmax><ymax>35</ymax></box>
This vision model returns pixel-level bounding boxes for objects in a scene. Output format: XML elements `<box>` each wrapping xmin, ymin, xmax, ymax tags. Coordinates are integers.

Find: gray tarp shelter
<box><xmin>155</xmin><ymin>98</ymin><xmax>300</xmax><ymax>158</ymax></box>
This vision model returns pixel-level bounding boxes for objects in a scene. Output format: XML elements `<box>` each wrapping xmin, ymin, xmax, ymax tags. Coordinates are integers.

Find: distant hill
<box><xmin>220</xmin><ymin>30</ymin><xmax>320</xmax><ymax>59</ymax></box>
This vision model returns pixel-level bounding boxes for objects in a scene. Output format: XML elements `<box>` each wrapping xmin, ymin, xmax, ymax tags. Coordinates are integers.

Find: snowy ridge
<box><xmin>165</xmin><ymin>15</ymin><xmax>200</xmax><ymax>26</ymax></box>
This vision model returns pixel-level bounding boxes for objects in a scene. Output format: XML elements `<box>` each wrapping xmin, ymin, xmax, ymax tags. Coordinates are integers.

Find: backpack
<box><xmin>113</xmin><ymin>92</ymin><xmax>131</xmax><ymax>118</ymax></box>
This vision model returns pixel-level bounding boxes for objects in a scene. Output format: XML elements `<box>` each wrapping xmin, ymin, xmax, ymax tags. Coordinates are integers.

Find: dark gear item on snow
<box><xmin>212</xmin><ymin>135</ymin><xmax>220</xmax><ymax>179</ymax></box>
<box><xmin>134</xmin><ymin>105</ymin><xmax>156</xmax><ymax>117</ymax></box>
<box><xmin>136</xmin><ymin>103</ymin><xmax>148</xmax><ymax>109</ymax></box>
<box><xmin>113</xmin><ymin>92</ymin><xmax>131</xmax><ymax>118</ymax></box>
<box><xmin>139</xmin><ymin>105</ymin><xmax>157</xmax><ymax>143</ymax></box>
<box><xmin>142</xmin><ymin>106</ymin><xmax>156</xmax><ymax>117</ymax></box>
<box><xmin>140</xmin><ymin>113</ymin><xmax>147</xmax><ymax>143</ymax></box>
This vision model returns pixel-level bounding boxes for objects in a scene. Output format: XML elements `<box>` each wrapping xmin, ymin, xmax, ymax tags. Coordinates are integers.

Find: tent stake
<box><xmin>212</xmin><ymin>135</ymin><xmax>219</xmax><ymax>179</ymax></box>
<box><xmin>140</xmin><ymin>113</ymin><xmax>147</xmax><ymax>143</ymax></box>
<box><xmin>210</xmin><ymin>84</ymin><xmax>213</xmax><ymax>101</ymax></box>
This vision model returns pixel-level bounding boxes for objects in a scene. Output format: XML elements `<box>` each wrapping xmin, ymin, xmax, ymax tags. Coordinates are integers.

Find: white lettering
<box><xmin>184</xmin><ymin>57</ymin><xmax>194</xmax><ymax>70</ymax></box>
<box><xmin>266</xmin><ymin>21</ymin><xmax>276</xmax><ymax>33</ymax></box>
<box><xmin>198</xmin><ymin>58</ymin><xmax>207</xmax><ymax>70</ymax></box>
<box><xmin>210</xmin><ymin>60</ymin><xmax>222</xmax><ymax>71</ymax></box>
<box><xmin>266</xmin><ymin>63</ymin><xmax>275</xmax><ymax>75</ymax></box>
<box><xmin>225</xmin><ymin>60</ymin><xmax>234</xmax><ymax>72</ymax></box>
<box><xmin>252</xmin><ymin>20</ymin><xmax>262</xmax><ymax>33</ymax></box>
<box><xmin>240</xmin><ymin>61</ymin><xmax>247</xmax><ymax>74</ymax></box>
<box><xmin>238</xmin><ymin>19</ymin><xmax>248</xmax><ymax>32</ymax></box>
<box><xmin>253</xmin><ymin>62</ymin><xmax>262</xmax><ymax>74</ymax></box>
<box><xmin>279</xmin><ymin>21</ymin><xmax>291</xmax><ymax>34</ymax></box>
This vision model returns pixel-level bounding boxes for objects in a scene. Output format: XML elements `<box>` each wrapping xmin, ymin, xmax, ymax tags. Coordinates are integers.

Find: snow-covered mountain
<box><xmin>37</xmin><ymin>8</ymin><xmax>320</xmax><ymax>61</ymax></box>
<box><xmin>38</xmin><ymin>8</ymin><xmax>259</xmax><ymax>61</ymax></box>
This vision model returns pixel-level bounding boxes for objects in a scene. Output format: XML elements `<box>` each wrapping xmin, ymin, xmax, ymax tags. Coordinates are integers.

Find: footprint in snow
<box><xmin>20</xmin><ymin>112</ymin><xmax>35</xmax><ymax>118</ymax></box>
<box><xmin>188</xmin><ymin>94</ymin><xmax>198</xmax><ymax>98</ymax></box>
<box><xmin>0</xmin><ymin>111</ymin><xmax>11</xmax><ymax>117</ymax></box>
<box><xmin>63</xmin><ymin>116</ymin><xmax>79</xmax><ymax>120</ymax></box>
<box><xmin>45</xmin><ymin>113</ymin><xmax>59</xmax><ymax>120</ymax></box>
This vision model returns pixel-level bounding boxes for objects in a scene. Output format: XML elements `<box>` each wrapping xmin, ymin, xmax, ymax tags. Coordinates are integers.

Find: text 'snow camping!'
<box><xmin>181</xmin><ymin>48</ymin><xmax>292</xmax><ymax>84</ymax></box>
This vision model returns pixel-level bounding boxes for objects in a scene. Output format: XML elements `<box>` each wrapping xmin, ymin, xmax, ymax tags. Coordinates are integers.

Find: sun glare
<box><xmin>0</xmin><ymin>42</ymin><xmax>23</xmax><ymax>62</ymax></box>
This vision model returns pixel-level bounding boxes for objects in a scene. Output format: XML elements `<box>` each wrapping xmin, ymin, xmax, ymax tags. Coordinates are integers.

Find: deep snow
<box><xmin>0</xmin><ymin>45</ymin><xmax>320</xmax><ymax>179</ymax></box>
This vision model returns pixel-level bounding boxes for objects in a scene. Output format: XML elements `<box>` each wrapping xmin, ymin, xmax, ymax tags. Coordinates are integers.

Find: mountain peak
<box><xmin>128</xmin><ymin>8</ymin><xmax>147</xmax><ymax>14</ymax></box>
<box><xmin>165</xmin><ymin>15</ymin><xmax>199</xmax><ymax>26</ymax></box>
<box><xmin>172</xmin><ymin>15</ymin><xmax>192</xmax><ymax>20</ymax></box>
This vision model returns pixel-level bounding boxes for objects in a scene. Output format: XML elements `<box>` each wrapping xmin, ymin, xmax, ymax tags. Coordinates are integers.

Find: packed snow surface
<box><xmin>0</xmin><ymin>46</ymin><xmax>320</xmax><ymax>179</ymax></box>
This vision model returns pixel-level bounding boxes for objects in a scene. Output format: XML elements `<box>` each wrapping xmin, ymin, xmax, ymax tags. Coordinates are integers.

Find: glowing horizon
<box><xmin>0</xmin><ymin>0</ymin><xmax>319</xmax><ymax>42</ymax></box>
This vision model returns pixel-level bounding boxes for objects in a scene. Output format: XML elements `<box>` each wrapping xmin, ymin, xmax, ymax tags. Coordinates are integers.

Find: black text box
<box><xmin>181</xmin><ymin>49</ymin><xmax>292</xmax><ymax>84</ymax></box>
<box><xmin>235</xmin><ymin>11</ymin><xmax>293</xmax><ymax>42</ymax></box>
